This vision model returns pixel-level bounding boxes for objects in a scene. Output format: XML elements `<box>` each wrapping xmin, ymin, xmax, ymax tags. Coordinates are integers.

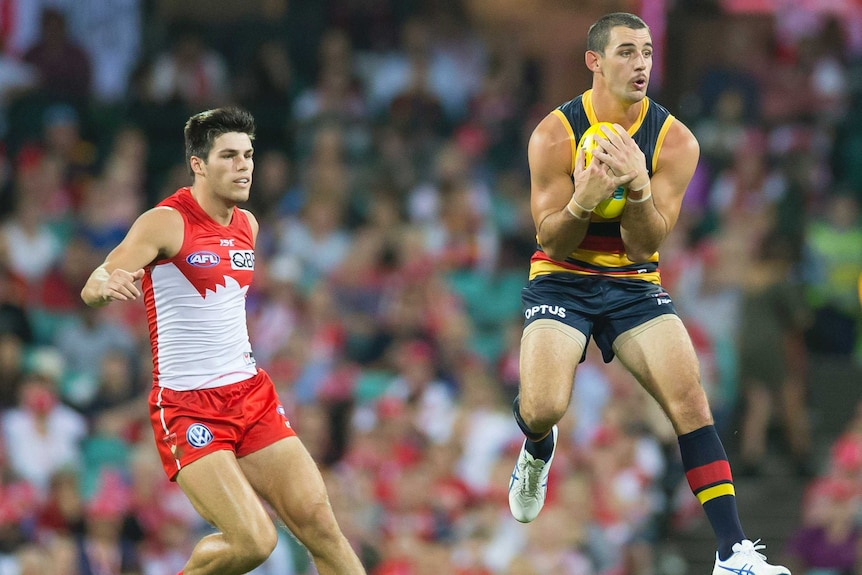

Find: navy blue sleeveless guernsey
<box><xmin>529</xmin><ymin>89</ymin><xmax>675</xmax><ymax>285</ymax></box>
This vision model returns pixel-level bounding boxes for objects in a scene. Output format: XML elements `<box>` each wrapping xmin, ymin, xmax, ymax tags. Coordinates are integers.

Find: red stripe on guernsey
<box><xmin>685</xmin><ymin>460</ymin><xmax>733</xmax><ymax>493</ymax></box>
<box><xmin>579</xmin><ymin>235</ymin><xmax>625</xmax><ymax>253</ymax></box>
<box><xmin>530</xmin><ymin>252</ymin><xmax>642</xmax><ymax>276</ymax></box>
<box><xmin>142</xmin><ymin>269</ymin><xmax>160</xmax><ymax>381</ymax></box>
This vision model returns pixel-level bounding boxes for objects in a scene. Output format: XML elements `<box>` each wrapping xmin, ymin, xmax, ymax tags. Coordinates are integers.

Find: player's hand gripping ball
<box><xmin>577</xmin><ymin>122</ymin><xmax>627</xmax><ymax>220</ymax></box>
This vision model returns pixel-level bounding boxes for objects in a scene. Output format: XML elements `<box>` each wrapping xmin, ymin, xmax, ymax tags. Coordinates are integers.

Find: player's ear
<box><xmin>190</xmin><ymin>155</ymin><xmax>205</xmax><ymax>177</ymax></box>
<box><xmin>585</xmin><ymin>50</ymin><xmax>601</xmax><ymax>72</ymax></box>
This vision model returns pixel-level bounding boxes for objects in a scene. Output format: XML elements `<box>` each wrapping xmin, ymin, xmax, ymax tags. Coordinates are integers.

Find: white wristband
<box><xmin>626</xmin><ymin>191</ymin><xmax>652</xmax><ymax>203</ymax></box>
<box><xmin>566</xmin><ymin>201</ymin><xmax>591</xmax><ymax>220</ymax></box>
<box><xmin>629</xmin><ymin>178</ymin><xmax>650</xmax><ymax>192</ymax></box>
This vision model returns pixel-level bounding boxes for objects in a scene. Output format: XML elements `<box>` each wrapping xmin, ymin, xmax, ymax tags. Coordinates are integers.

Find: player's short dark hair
<box><xmin>184</xmin><ymin>107</ymin><xmax>256</xmax><ymax>173</ymax></box>
<box><xmin>587</xmin><ymin>12</ymin><xmax>649</xmax><ymax>54</ymax></box>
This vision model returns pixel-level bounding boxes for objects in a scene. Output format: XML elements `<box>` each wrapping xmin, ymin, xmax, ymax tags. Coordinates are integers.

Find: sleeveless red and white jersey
<box><xmin>142</xmin><ymin>187</ymin><xmax>257</xmax><ymax>391</ymax></box>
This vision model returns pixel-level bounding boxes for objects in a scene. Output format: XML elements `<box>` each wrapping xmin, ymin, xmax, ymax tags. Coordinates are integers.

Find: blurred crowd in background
<box><xmin>0</xmin><ymin>0</ymin><xmax>861</xmax><ymax>574</ymax></box>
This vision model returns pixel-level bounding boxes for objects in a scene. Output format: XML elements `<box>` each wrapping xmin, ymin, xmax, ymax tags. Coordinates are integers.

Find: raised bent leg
<box><xmin>508</xmin><ymin>319</ymin><xmax>585</xmax><ymax>522</ymax></box>
<box><xmin>517</xmin><ymin>318</ymin><xmax>586</xmax><ymax>434</ymax></box>
<box><xmin>176</xmin><ymin>450</ymin><xmax>279</xmax><ymax>575</ymax></box>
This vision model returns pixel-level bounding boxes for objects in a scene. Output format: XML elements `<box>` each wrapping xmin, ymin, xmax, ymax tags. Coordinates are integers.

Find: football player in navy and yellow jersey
<box><xmin>506</xmin><ymin>12</ymin><xmax>790</xmax><ymax>575</ymax></box>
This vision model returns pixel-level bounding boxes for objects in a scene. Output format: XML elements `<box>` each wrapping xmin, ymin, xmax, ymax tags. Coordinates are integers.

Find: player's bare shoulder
<box><xmin>528</xmin><ymin>112</ymin><xmax>576</xmax><ymax>181</ymax></box>
<box><xmin>128</xmin><ymin>206</ymin><xmax>185</xmax><ymax>260</ymax></box>
<box><xmin>656</xmin><ymin>117</ymin><xmax>700</xmax><ymax>177</ymax></box>
<box><xmin>239</xmin><ymin>208</ymin><xmax>260</xmax><ymax>241</ymax></box>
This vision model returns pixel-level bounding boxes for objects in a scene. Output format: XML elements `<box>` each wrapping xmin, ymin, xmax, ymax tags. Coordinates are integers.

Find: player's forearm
<box><xmin>620</xmin><ymin>186</ymin><xmax>667</xmax><ymax>262</ymax></box>
<box><xmin>537</xmin><ymin>205</ymin><xmax>591</xmax><ymax>262</ymax></box>
<box><xmin>81</xmin><ymin>266</ymin><xmax>112</xmax><ymax>308</ymax></box>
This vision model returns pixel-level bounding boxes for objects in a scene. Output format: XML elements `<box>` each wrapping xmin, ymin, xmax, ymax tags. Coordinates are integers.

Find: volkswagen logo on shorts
<box><xmin>186</xmin><ymin>423</ymin><xmax>214</xmax><ymax>448</ymax></box>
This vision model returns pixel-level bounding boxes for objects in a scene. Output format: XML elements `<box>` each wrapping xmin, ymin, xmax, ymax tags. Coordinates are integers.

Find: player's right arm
<box><xmin>81</xmin><ymin>207</ymin><xmax>184</xmax><ymax>307</ymax></box>
<box><xmin>531</xmin><ymin>113</ymin><xmax>628</xmax><ymax>262</ymax></box>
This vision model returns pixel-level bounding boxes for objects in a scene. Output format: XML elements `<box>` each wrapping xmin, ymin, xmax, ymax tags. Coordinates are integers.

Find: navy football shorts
<box><xmin>521</xmin><ymin>273</ymin><xmax>679</xmax><ymax>363</ymax></box>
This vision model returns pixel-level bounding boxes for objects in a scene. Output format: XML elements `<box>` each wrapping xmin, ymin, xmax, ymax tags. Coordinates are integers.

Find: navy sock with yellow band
<box><xmin>678</xmin><ymin>425</ymin><xmax>745</xmax><ymax>561</ymax></box>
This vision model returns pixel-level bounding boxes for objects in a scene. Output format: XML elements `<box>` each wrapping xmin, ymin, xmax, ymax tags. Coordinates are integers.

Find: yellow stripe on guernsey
<box><xmin>582</xmin><ymin>89</ymin><xmax>648</xmax><ymax>137</ymax></box>
<box><xmin>653</xmin><ymin>114</ymin><xmax>673</xmax><ymax>173</ymax></box>
<box><xmin>530</xmin><ymin>90</ymin><xmax>673</xmax><ymax>285</ymax></box>
<box><xmin>529</xmin><ymin>251</ymin><xmax>661</xmax><ymax>283</ymax></box>
<box><xmin>696</xmin><ymin>483</ymin><xmax>736</xmax><ymax>505</ymax></box>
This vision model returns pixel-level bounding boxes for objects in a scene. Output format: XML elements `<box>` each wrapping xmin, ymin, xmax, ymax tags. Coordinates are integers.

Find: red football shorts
<box><xmin>149</xmin><ymin>369</ymin><xmax>297</xmax><ymax>480</ymax></box>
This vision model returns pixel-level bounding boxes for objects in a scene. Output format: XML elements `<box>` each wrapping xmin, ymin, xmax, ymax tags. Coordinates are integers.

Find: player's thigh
<box><xmin>518</xmin><ymin>318</ymin><xmax>586</xmax><ymax>416</ymax></box>
<box><xmin>238</xmin><ymin>436</ymin><xmax>338</xmax><ymax>537</ymax></box>
<box><xmin>176</xmin><ymin>449</ymin><xmax>274</xmax><ymax>540</ymax></box>
<box><xmin>612</xmin><ymin>314</ymin><xmax>710</xmax><ymax>433</ymax></box>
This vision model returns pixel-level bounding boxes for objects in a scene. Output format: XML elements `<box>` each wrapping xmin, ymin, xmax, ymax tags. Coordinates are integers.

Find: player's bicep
<box><xmin>650</xmin><ymin>121</ymin><xmax>699</xmax><ymax>231</ymax></box>
<box><xmin>101</xmin><ymin>207</ymin><xmax>183</xmax><ymax>273</ymax></box>
<box><xmin>529</xmin><ymin>116</ymin><xmax>576</xmax><ymax>231</ymax></box>
<box><xmin>240</xmin><ymin>209</ymin><xmax>260</xmax><ymax>244</ymax></box>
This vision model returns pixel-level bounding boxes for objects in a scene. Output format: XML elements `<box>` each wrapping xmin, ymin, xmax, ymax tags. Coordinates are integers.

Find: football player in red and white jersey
<box><xmin>82</xmin><ymin>107</ymin><xmax>366</xmax><ymax>575</ymax></box>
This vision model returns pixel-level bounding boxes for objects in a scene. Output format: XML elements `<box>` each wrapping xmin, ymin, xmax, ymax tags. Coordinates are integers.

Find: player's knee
<box><xmin>292</xmin><ymin>499</ymin><xmax>344</xmax><ymax>554</ymax></box>
<box><xmin>665</xmin><ymin>385</ymin><xmax>712</xmax><ymax>428</ymax></box>
<box><xmin>519</xmin><ymin>399</ymin><xmax>567</xmax><ymax>432</ymax></box>
<box><xmin>233</xmin><ymin>522</ymin><xmax>278</xmax><ymax>569</ymax></box>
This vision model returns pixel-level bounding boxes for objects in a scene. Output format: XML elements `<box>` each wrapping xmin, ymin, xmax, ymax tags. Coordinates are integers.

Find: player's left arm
<box><xmin>240</xmin><ymin>209</ymin><xmax>260</xmax><ymax>244</ymax></box>
<box><xmin>620</xmin><ymin>120</ymin><xmax>699</xmax><ymax>262</ymax></box>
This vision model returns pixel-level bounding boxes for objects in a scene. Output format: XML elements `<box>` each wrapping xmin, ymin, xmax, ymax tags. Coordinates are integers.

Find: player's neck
<box><xmin>190</xmin><ymin>184</ymin><xmax>234</xmax><ymax>226</ymax></box>
<box><xmin>589</xmin><ymin>85</ymin><xmax>645</xmax><ymax>128</ymax></box>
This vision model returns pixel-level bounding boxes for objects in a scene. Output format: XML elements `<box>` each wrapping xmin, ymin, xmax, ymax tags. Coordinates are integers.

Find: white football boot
<box><xmin>713</xmin><ymin>539</ymin><xmax>791</xmax><ymax>575</ymax></box>
<box><xmin>508</xmin><ymin>425</ymin><xmax>558</xmax><ymax>523</ymax></box>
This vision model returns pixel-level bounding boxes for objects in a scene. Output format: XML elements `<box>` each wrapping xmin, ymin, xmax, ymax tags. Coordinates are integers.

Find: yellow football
<box><xmin>577</xmin><ymin>122</ymin><xmax>627</xmax><ymax>220</ymax></box>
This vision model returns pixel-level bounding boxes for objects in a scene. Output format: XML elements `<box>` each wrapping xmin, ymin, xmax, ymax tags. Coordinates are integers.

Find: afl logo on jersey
<box><xmin>186</xmin><ymin>251</ymin><xmax>220</xmax><ymax>268</ymax></box>
<box><xmin>186</xmin><ymin>423</ymin><xmax>214</xmax><ymax>448</ymax></box>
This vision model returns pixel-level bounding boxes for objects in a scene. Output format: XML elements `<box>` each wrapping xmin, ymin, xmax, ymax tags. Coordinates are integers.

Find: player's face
<box><xmin>599</xmin><ymin>26</ymin><xmax>653</xmax><ymax>103</ymax></box>
<box><xmin>202</xmin><ymin>132</ymin><xmax>254</xmax><ymax>204</ymax></box>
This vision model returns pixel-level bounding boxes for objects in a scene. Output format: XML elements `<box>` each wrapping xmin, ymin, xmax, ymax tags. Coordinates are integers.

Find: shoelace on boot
<box><xmin>519</xmin><ymin>458</ymin><xmax>545</xmax><ymax>497</ymax></box>
<box><xmin>731</xmin><ymin>539</ymin><xmax>767</xmax><ymax>562</ymax></box>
